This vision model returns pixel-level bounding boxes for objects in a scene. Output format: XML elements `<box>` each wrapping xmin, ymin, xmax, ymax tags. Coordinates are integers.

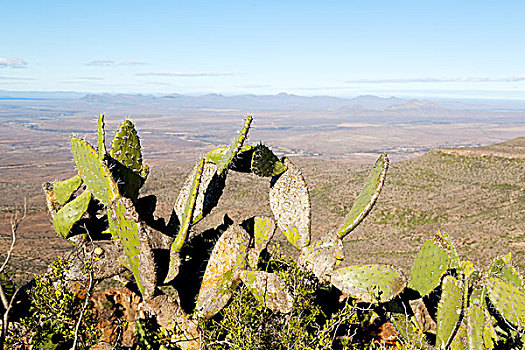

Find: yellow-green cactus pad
<box><xmin>336</xmin><ymin>153</ymin><xmax>388</xmax><ymax>238</ymax></box>
<box><xmin>407</xmin><ymin>238</ymin><xmax>451</xmax><ymax>297</ymax></box>
<box><xmin>70</xmin><ymin>137</ymin><xmax>119</xmax><ymax>207</ymax></box>
<box><xmin>330</xmin><ymin>264</ymin><xmax>406</xmax><ymax>303</ymax></box>
<box><xmin>52</xmin><ymin>190</ymin><xmax>91</xmax><ymax>238</ymax></box>
<box><xmin>436</xmin><ymin>276</ymin><xmax>464</xmax><ymax>349</ymax></box>
<box><xmin>52</xmin><ymin>175</ymin><xmax>82</xmax><ymax>205</ymax></box>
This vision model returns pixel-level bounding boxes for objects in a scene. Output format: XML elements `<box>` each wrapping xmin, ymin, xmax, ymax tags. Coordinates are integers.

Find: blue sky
<box><xmin>1</xmin><ymin>0</ymin><xmax>525</xmax><ymax>99</ymax></box>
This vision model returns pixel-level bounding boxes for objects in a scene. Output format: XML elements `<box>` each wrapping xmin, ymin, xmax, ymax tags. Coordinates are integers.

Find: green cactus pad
<box><xmin>110</xmin><ymin>197</ymin><xmax>157</xmax><ymax>297</ymax></box>
<box><xmin>109</xmin><ymin>160</ymin><xmax>145</xmax><ymax>200</ymax></box>
<box><xmin>109</xmin><ymin>120</ymin><xmax>143</xmax><ymax>173</ymax></box>
<box><xmin>216</xmin><ymin>116</ymin><xmax>252</xmax><ymax>175</ymax></box>
<box><xmin>482</xmin><ymin>321</ymin><xmax>498</xmax><ymax>350</ymax></box>
<box><xmin>204</xmin><ymin>144</ymin><xmax>252</xmax><ymax>165</ymax></box>
<box><xmin>299</xmin><ymin>231</ymin><xmax>344</xmax><ymax>282</ymax></box>
<box><xmin>70</xmin><ymin>137</ymin><xmax>120</xmax><ymax>207</ymax></box>
<box><xmin>52</xmin><ymin>190</ymin><xmax>91</xmax><ymax>239</ymax></box>
<box><xmin>433</xmin><ymin>231</ymin><xmax>461</xmax><ymax>269</ymax></box>
<box><xmin>195</xmin><ymin>224</ymin><xmax>250</xmax><ymax>319</ymax></box>
<box><xmin>407</xmin><ymin>238</ymin><xmax>450</xmax><ymax>297</ymax></box>
<box><xmin>436</xmin><ymin>276</ymin><xmax>464</xmax><ymax>349</ymax></box>
<box><xmin>487</xmin><ymin>253</ymin><xmax>524</xmax><ymax>288</ymax></box>
<box><xmin>386</xmin><ymin>307</ymin><xmax>417</xmax><ymax>344</ymax></box>
<box><xmin>244</xmin><ymin>216</ymin><xmax>276</xmax><ymax>269</ymax></box>
<box><xmin>466</xmin><ymin>304</ymin><xmax>484</xmax><ymax>350</ymax></box>
<box><xmin>240</xmin><ymin>270</ymin><xmax>293</xmax><ymax>313</ymax></box>
<box><xmin>486</xmin><ymin>277</ymin><xmax>525</xmax><ymax>328</ymax></box>
<box><xmin>269</xmin><ymin>157</ymin><xmax>311</xmax><ymax>249</ymax></box>
<box><xmin>449</xmin><ymin>320</ymin><xmax>467</xmax><ymax>350</ymax></box>
<box><xmin>52</xmin><ymin>175</ymin><xmax>82</xmax><ymax>205</ymax></box>
<box><xmin>173</xmin><ymin>160</ymin><xmax>225</xmax><ymax>228</ymax></box>
<box><xmin>336</xmin><ymin>153</ymin><xmax>388</xmax><ymax>238</ymax></box>
<box><xmin>165</xmin><ymin>158</ymin><xmax>204</xmax><ymax>284</ymax></box>
<box><xmin>97</xmin><ymin>114</ymin><xmax>106</xmax><ymax>159</ymax></box>
<box><xmin>330</xmin><ymin>264</ymin><xmax>407</xmax><ymax>303</ymax></box>
<box><xmin>251</xmin><ymin>144</ymin><xmax>286</xmax><ymax>177</ymax></box>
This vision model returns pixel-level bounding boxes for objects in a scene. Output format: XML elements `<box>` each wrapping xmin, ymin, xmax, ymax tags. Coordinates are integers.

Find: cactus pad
<box><xmin>336</xmin><ymin>153</ymin><xmax>388</xmax><ymax>238</ymax></box>
<box><xmin>240</xmin><ymin>270</ymin><xmax>293</xmax><ymax>313</ymax></box>
<box><xmin>251</xmin><ymin>144</ymin><xmax>286</xmax><ymax>177</ymax></box>
<box><xmin>174</xmin><ymin>160</ymin><xmax>225</xmax><ymax>227</ymax></box>
<box><xmin>299</xmin><ymin>230</ymin><xmax>344</xmax><ymax>282</ymax></box>
<box><xmin>449</xmin><ymin>320</ymin><xmax>467</xmax><ymax>350</ymax></box>
<box><xmin>436</xmin><ymin>276</ymin><xmax>464</xmax><ymax>349</ymax></box>
<box><xmin>109</xmin><ymin>120</ymin><xmax>143</xmax><ymax>173</ymax></box>
<box><xmin>269</xmin><ymin>157</ymin><xmax>311</xmax><ymax>249</ymax></box>
<box><xmin>52</xmin><ymin>175</ymin><xmax>83</xmax><ymax>205</ymax></box>
<box><xmin>245</xmin><ymin>216</ymin><xmax>276</xmax><ymax>269</ymax></box>
<box><xmin>407</xmin><ymin>238</ymin><xmax>450</xmax><ymax>297</ymax></box>
<box><xmin>195</xmin><ymin>224</ymin><xmax>250</xmax><ymax>319</ymax></box>
<box><xmin>165</xmin><ymin>158</ymin><xmax>205</xmax><ymax>283</ymax></box>
<box><xmin>466</xmin><ymin>304</ymin><xmax>484</xmax><ymax>350</ymax></box>
<box><xmin>487</xmin><ymin>253</ymin><xmax>524</xmax><ymax>288</ymax></box>
<box><xmin>52</xmin><ymin>190</ymin><xmax>91</xmax><ymax>239</ymax></box>
<box><xmin>330</xmin><ymin>264</ymin><xmax>406</xmax><ymax>303</ymax></box>
<box><xmin>97</xmin><ymin>114</ymin><xmax>106</xmax><ymax>159</ymax></box>
<box><xmin>70</xmin><ymin>137</ymin><xmax>120</xmax><ymax>207</ymax></box>
<box><xmin>486</xmin><ymin>277</ymin><xmax>525</xmax><ymax>328</ymax></box>
<box><xmin>433</xmin><ymin>231</ymin><xmax>461</xmax><ymax>269</ymax></box>
<box><xmin>110</xmin><ymin>197</ymin><xmax>157</xmax><ymax>297</ymax></box>
<box><xmin>216</xmin><ymin>116</ymin><xmax>252</xmax><ymax>175</ymax></box>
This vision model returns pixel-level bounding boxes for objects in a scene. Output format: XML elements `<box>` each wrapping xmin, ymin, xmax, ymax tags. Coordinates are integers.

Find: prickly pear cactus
<box><xmin>465</xmin><ymin>304</ymin><xmax>484</xmax><ymax>350</ymax></box>
<box><xmin>486</xmin><ymin>277</ymin><xmax>525</xmax><ymax>328</ymax></box>
<box><xmin>195</xmin><ymin>224</ymin><xmax>250</xmax><ymax>319</ymax></box>
<box><xmin>173</xmin><ymin>160</ymin><xmax>224</xmax><ymax>227</ymax></box>
<box><xmin>52</xmin><ymin>175</ymin><xmax>83</xmax><ymax>205</ymax></box>
<box><xmin>52</xmin><ymin>190</ymin><xmax>91</xmax><ymax>238</ymax></box>
<box><xmin>336</xmin><ymin>153</ymin><xmax>388</xmax><ymax>238</ymax></box>
<box><xmin>109</xmin><ymin>120</ymin><xmax>143</xmax><ymax>173</ymax></box>
<box><xmin>407</xmin><ymin>237</ymin><xmax>451</xmax><ymax>297</ymax></box>
<box><xmin>269</xmin><ymin>157</ymin><xmax>311</xmax><ymax>249</ymax></box>
<box><xmin>251</xmin><ymin>144</ymin><xmax>286</xmax><ymax>177</ymax></box>
<box><xmin>436</xmin><ymin>276</ymin><xmax>464</xmax><ymax>349</ymax></box>
<box><xmin>97</xmin><ymin>114</ymin><xmax>106</xmax><ymax>159</ymax></box>
<box><xmin>244</xmin><ymin>216</ymin><xmax>276</xmax><ymax>269</ymax></box>
<box><xmin>433</xmin><ymin>231</ymin><xmax>461</xmax><ymax>269</ymax></box>
<box><xmin>110</xmin><ymin>197</ymin><xmax>157</xmax><ymax>298</ymax></box>
<box><xmin>487</xmin><ymin>253</ymin><xmax>524</xmax><ymax>288</ymax></box>
<box><xmin>330</xmin><ymin>264</ymin><xmax>406</xmax><ymax>303</ymax></box>
<box><xmin>299</xmin><ymin>231</ymin><xmax>344</xmax><ymax>282</ymax></box>
<box><xmin>240</xmin><ymin>270</ymin><xmax>293</xmax><ymax>313</ymax></box>
<box><xmin>70</xmin><ymin>136</ymin><xmax>120</xmax><ymax>207</ymax></box>
<box><xmin>216</xmin><ymin>115</ymin><xmax>252</xmax><ymax>175</ymax></box>
<box><xmin>165</xmin><ymin>158</ymin><xmax>205</xmax><ymax>284</ymax></box>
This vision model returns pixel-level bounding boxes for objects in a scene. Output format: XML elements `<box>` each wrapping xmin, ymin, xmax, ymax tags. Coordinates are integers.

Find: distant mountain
<box><xmin>385</xmin><ymin>99</ymin><xmax>443</xmax><ymax>111</ymax></box>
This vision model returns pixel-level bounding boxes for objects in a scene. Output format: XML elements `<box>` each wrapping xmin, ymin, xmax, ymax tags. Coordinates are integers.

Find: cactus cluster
<box><xmin>40</xmin><ymin>115</ymin><xmax>524</xmax><ymax>349</ymax></box>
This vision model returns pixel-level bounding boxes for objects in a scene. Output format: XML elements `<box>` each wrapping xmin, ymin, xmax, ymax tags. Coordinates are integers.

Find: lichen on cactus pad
<box><xmin>336</xmin><ymin>153</ymin><xmax>388</xmax><ymax>238</ymax></box>
<box><xmin>70</xmin><ymin>136</ymin><xmax>120</xmax><ymax>207</ymax></box>
<box><xmin>330</xmin><ymin>264</ymin><xmax>406</xmax><ymax>303</ymax></box>
<box><xmin>269</xmin><ymin>157</ymin><xmax>311</xmax><ymax>249</ymax></box>
<box><xmin>299</xmin><ymin>230</ymin><xmax>344</xmax><ymax>282</ymax></box>
<box><xmin>240</xmin><ymin>270</ymin><xmax>293</xmax><ymax>313</ymax></box>
<box><xmin>195</xmin><ymin>224</ymin><xmax>250</xmax><ymax>319</ymax></box>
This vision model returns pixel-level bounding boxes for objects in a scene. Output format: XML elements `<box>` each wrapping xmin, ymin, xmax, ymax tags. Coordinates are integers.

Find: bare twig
<box><xmin>0</xmin><ymin>199</ymin><xmax>26</xmax><ymax>350</ymax></box>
